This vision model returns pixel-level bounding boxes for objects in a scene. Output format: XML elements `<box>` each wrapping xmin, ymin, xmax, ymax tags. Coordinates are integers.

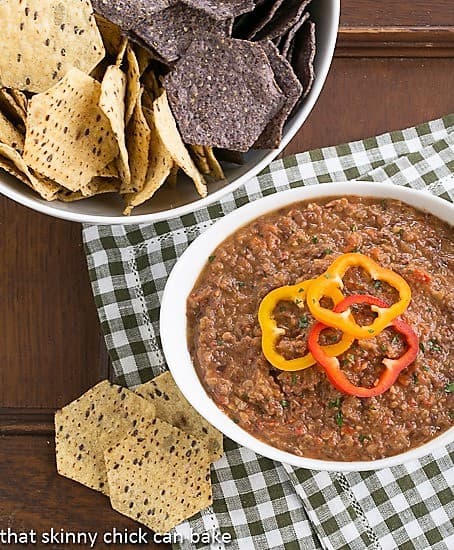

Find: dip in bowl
<box><xmin>160</xmin><ymin>183</ymin><xmax>454</xmax><ymax>471</ymax></box>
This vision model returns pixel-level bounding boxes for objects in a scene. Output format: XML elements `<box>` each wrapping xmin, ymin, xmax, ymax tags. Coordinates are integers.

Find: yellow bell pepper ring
<box><xmin>258</xmin><ymin>279</ymin><xmax>355</xmax><ymax>372</ymax></box>
<box><xmin>306</xmin><ymin>253</ymin><xmax>412</xmax><ymax>340</ymax></box>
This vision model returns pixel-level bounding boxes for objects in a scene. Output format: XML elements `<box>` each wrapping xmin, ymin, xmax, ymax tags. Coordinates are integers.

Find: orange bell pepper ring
<box><xmin>258</xmin><ymin>279</ymin><xmax>355</xmax><ymax>371</ymax></box>
<box><xmin>306</xmin><ymin>253</ymin><xmax>412</xmax><ymax>339</ymax></box>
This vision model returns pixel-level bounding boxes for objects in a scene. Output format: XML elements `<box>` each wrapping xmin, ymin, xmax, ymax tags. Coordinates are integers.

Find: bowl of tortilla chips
<box><xmin>0</xmin><ymin>0</ymin><xmax>339</xmax><ymax>223</ymax></box>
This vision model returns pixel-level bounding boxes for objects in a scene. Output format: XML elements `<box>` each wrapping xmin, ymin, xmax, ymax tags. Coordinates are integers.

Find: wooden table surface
<box><xmin>1</xmin><ymin>2</ymin><xmax>453</xmax><ymax>548</ymax></box>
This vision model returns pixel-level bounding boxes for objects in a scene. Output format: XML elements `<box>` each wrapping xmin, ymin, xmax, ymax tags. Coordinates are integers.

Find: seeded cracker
<box><xmin>135</xmin><ymin>371</ymin><xmax>223</xmax><ymax>461</ymax></box>
<box><xmin>123</xmin><ymin>107</ymin><xmax>173</xmax><ymax>215</ymax></box>
<box><xmin>181</xmin><ymin>0</ymin><xmax>255</xmax><ymax>20</ymax></box>
<box><xmin>163</xmin><ymin>35</ymin><xmax>285</xmax><ymax>152</ymax></box>
<box><xmin>254</xmin><ymin>40</ymin><xmax>302</xmax><ymax>149</ymax></box>
<box><xmin>55</xmin><ymin>380</ymin><xmax>156</xmax><ymax>495</ymax></box>
<box><xmin>0</xmin><ymin>143</ymin><xmax>60</xmax><ymax>200</ymax></box>
<box><xmin>99</xmin><ymin>65</ymin><xmax>130</xmax><ymax>187</ymax></box>
<box><xmin>123</xmin><ymin>90</ymin><xmax>152</xmax><ymax>194</ymax></box>
<box><xmin>105</xmin><ymin>418</ymin><xmax>212</xmax><ymax>533</ymax></box>
<box><xmin>24</xmin><ymin>68</ymin><xmax>119</xmax><ymax>191</ymax></box>
<box><xmin>153</xmin><ymin>91</ymin><xmax>207</xmax><ymax>197</ymax></box>
<box><xmin>0</xmin><ymin>0</ymin><xmax>105</xmax><ymax>93</ymax></box>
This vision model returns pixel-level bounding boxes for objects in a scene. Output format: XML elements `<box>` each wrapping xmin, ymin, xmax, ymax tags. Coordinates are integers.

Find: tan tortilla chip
<box><xmin>116</xmin><ymin>37</ymin><xmax>128</xmax><ymax>68</ymax></box>
<box><xmin>124</xmin><ymin>90</ymin><xmax>151</xmax><ymax>194</ymax></box>
<box><xmin>105</xmin><ymin>418</ymin><xmax>213</xmax><ymax>533</ymax></box>
<box><xmin>135</xmin><ymin>46</ymin><xmax>152</xmax><ymax>76</ymax></box>
<box><xmin>95</xmin><ymin>14</ymin><xmax>123</xmax><ymax>58</ymax></box>
<box><xmin>166</xmin><ymin>163</ymin><xmax>180</xmax><ymax>187</ymax></box>
<box><xmin>190</xmin><ymin>145</ymin><xmax>210</xmax><ymax>175</ymax></box>
<box><xmin>0</xmin><ymin>89</ymin><xmax>26</xmax><ymax>125</ymax></box>
<box><xmin>9</xmin><ymin>89</ymin><xmax>28</xmax><ymax>117</ymax></box>
<box><xmin>99</xmin><ymin>65</ymin><xmax>130</xmax><ymax>187</ymax></box>
<box><xmin>123</xmin><ymin>107</ymin><xmax>172</xmax><ymax>215</ymax></box>
<box><xmin>142</xmin><ymin>70</ymin><xmax>162</xmax><ymax>102</ymax></box>
<box><xmin>125</xmin><ymin>45</ymin><xmax>141</xmax><ymax>125</ymax></box>
<box><xmin>0</xmin><ymin>0</ymin><xmax>105</xmax><ymax>93</ymax></box>
<box><xmin>205</xmin><ymin>146</ymin><xmax>225</xmax><ymax>180</ymax></box>
<box><xmin>58</xmin><ymin>177</ymin><xmax>120</xmax><ymax>202</ymax></box>
<box><xmin>0</xmin><ymin>111</ymin><xmax>24</xmax><ymax>152</ymax></box>
<box><xmin>0</xmin><ymin>143</ymin><xmax>59</xmax><ymax>200</ymax></box>
<box><xmin>55</xmin><ymin>380</ymin><xmax>156</xmax><ymax>496</ymax></box>
<box><xmin>135</xmin><ymin>372</ymin><xmax>223</xmax><ymax>461</ymax></box>
<box><xmin>24</xmin><ymin>68</ymin><xmax>119</xmax><ymax>191</ymax></box>
<box><xmin>153</xmin><ymin>91</ymin><xmax>207</xmax><ymax>198</ymax></box>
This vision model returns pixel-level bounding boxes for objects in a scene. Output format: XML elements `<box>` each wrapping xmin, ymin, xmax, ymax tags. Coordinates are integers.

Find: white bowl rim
<box><xmin>160</xmin><ymin>182</ymin><xmax>454</xmax><ymax>472</ymax></box>
<box><xmin>0</xmin><ymin>1</ymin><xmax>340</xmax><ymax>225</ymax></box>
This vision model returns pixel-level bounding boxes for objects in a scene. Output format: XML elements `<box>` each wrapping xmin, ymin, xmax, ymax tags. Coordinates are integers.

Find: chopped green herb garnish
<box><xmin>358</xmin><ymin>434</ymin><xmax>371</xmax><ymax>443</ymax></box>
<box><xmin>413</xmin><ymin>373</ymin><xmax>418</xmax><ymax>385</ymax></box>
<box><xmin>208</xmin><ymin>255</ymin><xmax>216</xmax><ymax>263</ymax></box>
<box><xmin>312</xmin><ymin>236</ymin><xmax>318</xmax><ymax>244</ymax></box>
<box><xmin>237</xmin><ymin>281</ymin><xmax>245</xmax><ymax>288</ymax></box>
<box><xmin>298</xmin><ymin>287</ymin><xmax>305</xmax><ymax>293</ymax></box>
<box><xmin>323</xmin><ymin>248</ymin><xmax>333</xmax><ymax>256</ymax></box>
<box><xmin>380</xmin><ymin>199</ymin><xmax>387</xmax><ymax>209</ymax></box>
<box><xmin>294</xmin><ymin>298</ymin><xmax>302</xmax><ymax>305</ymax></box>
<box><xmin>374</xmin><ymin>280</ymin><xmax>382</xmax><ymax>290</ymax></box>
<box><xmin>328</xmin><ymin>397</ymin><xmax>342</xmax><ymax>408</ymax></box>
<box><xmin>324</xmin><ymin>273</ymin><xmax>333</xmax><ymax>279</ymax></box>
<box><xmin>397</xmin><ymin>228</ymin><xmax>404</xmax><ymax>238</ymax></box>
<box><xmin>298</xmin><ymin>315</ymin><xmax>309</xmax><ymax>329</ymax></box>
<box><xmin>216</xmin><ymin>339</ymin><xmax>224</xmax><ymax>346</ymax></box>
<box><xmin>368</xmin><ymin>328</ymin><xmax>375</xmax><ymax>334</ymax></box>
<box><xmin>422</xmin><ymin>366</ymin><xmax>430</xmax><ymax>372</ymax></box>
<box><xmin>419</xmin><ymin>342</ymin><xmax>425</xmax><ymax>353</ymax></box>
<box><xmin>449</xmin><ymin>410</ymin><xmax>454</xmax><ymax>420</ymax></box>
<box><xmin>291</xmin><ymin>373</ymin><xmax>298</xmax><ymax>386</ymax></box>
<box><xmin>280</xmin><ymin>399</ymin><xmax>289</xmax><ymax>408</ymax></box>
<box><xmin>352</xmin><ymin>247</ymin><xmax>361</xmax><ymax>253</ymax></box>
<box><xmin>233</xmin><ymin>418</ymin><xmax>240</xmax><ymax>424</ymax></box>
<box><xmin>351</xmin><ymin>224</ymin><xmax>358</xmax><ymax>232</ymax></box>
<box><xmin>335</xmin><ymin>410</ymin><xmax>343</xmax><ymax>427</ymax></box>
<box><xmin>391</xmin><ymin>334</ymin><xmax>401</xmax><ymax>345</ymax></box>
<box><xmin>445</xmin><ymin>382</ymin><xmax>454</xmax><ymax>394</ymax></box>
<box><xmin>379</xmin><ymin>343</ymin><xmax>387</xmax><ymax>353</ymax></box>
<box><xmin>279</xmin><ymin>306</ymin><xmax>286</xmax><ymax>312</ymax></box>
<box><xmin>427</xmin><ymin>339</ymin><xmax>442</xmax><ymax>352</ymax></box>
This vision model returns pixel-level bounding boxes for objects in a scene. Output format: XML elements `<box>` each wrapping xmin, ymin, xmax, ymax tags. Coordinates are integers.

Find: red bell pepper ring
<box><xmin>307</xmin><ymin>294</ymin><xmax>419</xmax><ymax>398</ymax></box>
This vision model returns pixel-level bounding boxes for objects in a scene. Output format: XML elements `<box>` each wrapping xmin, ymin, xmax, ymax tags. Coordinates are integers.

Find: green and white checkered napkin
<box><xmin>83</xmin><ymin>115</ymin><xmax>454</xmax><ymax>550</ymax></box>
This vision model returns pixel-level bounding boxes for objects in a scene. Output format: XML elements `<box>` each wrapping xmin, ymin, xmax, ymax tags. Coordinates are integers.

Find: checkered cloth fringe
<box><xmin>83</xmin><ymin>114</ymin><xmax>454</xmax><ymax>550</ymax></box>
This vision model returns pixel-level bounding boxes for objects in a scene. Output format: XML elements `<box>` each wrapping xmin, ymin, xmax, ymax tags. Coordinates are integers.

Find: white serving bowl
<box><xmin>161</xmin><ymin>182</ymin><xmax>454</xmax><ymax>471</ymax></box>
<box><xmin>0</xmin><ymin>0</ymin><xmax>340</xmax><ymax>224</ymax></box>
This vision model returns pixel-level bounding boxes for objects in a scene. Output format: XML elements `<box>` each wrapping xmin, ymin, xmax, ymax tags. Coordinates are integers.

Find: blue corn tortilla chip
<box><xmin>254</xmin><ymin>40</ymin><xmax>302</xmax><ymax>149</ymax></box>
<box><xmin>280</xmin><ymin>10</ymin><xmax>310</xmax><ymax>58</ymax></box>
<box><xmin>291</xmin><ymin>19</ymin><xmax>316</xmax><ymax>99</ymax></box>
<box><xmin>234</xmin><ymin>0</ymin><xmax>285</xmax><ymax>40</ymax></box>
<box><xmin>181</xmin><ymin>0</ymin><xmax>254</xmax><ymax>20</ymax></box>
<box><xmin>92</xmin><ymin>0</ymin><xmax>173</xmax><ymax>30</ymax></box>
<box><xmin>254</xmin><ymin>0</ymin><xmax>312</xmax><ymax>42</ymax></box>
<box><xmin>164</xmin><ymin>35</ymin><xmax>285</xmax><ymax>152</ymax></box>
<box><xmin>132</xmin><ymin>4</ymin><xmax>232</xmax><ymax>64</ymax></box>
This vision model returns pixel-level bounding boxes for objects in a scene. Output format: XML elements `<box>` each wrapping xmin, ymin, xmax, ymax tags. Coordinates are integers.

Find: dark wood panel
<box><xmin>341</xmin><ymin>0</ymin><xmax>454</xmax><ymax>27</ymax></box>
<box><xmin>283</xmin><ymin>57</ymin><xmax>454</xmax><ymax>156</ymax></box>
<box><xmin>0</xmin><ymin>436</ymin><xmax>164</xmax><ymax>549</ymax></box>
<box><xmin>0</xmin><ymin>198</ymin><xmax>109</xmax><ymax>409</ymax></box>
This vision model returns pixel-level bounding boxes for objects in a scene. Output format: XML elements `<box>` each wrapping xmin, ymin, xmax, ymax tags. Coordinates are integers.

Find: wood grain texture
<box><xmin>0</xmin><ymin>198</ymin><xmax>109</xmax><ymax>409</ymax></box>
<box><xmin>0</xmin><ymin>436</ymin><xmax>160</xmax><ymax>549</ymax></box>
<box><xmin>341</xmin><ymin>0</ymin><xmax>454</xmax><ymax>27</ymax></box>
<box><xmin>283</xmin><ymin>57</ymin><xmax>454</xmax><ymax>156</ymax></box>
<box><xmin>0</xmin><ymin>2</ymin><xmax>453</xmax><ymax>547</ymax></box>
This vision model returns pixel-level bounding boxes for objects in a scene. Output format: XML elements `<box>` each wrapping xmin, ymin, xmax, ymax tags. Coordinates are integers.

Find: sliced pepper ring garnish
<box><xmin>306</xmin><ymin>253</ymin><xmax>412</xmax><ymax>339</ymax></box>
<box><xmin>307</xmin><ymin>294</ymin><xmax>419</xmax><ymax>397</ymax></box>
<box><xmin>258</xmin><ymin>279</ymin><xmax>355</xmax><ymax>372</ymax></box>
